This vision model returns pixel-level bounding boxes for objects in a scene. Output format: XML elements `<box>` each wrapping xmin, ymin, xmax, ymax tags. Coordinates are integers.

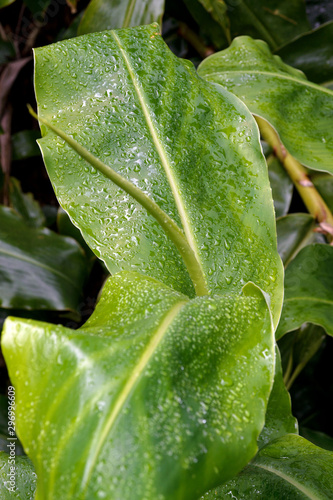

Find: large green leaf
<box><xmin>276</xmin><ymin>244</ymin><xmax>333</xmax><ymax>339</ymax></box>
<box><xmin>276</xmin><ymin>21</ymin><xmax>333</xmax><ymax>85</ymax></box>
<box><xmin>198</xmin><ymin>36</ymin><xmax>333</xmax><ymax>174</ymax></box>
<box><xmin>78</xmin><ymin>0</ymin><xmax>165</xmax><ymax>35</ymax></box>
<box><xmin>34</xmin><ymin>24</ymin><xmax>283</xmax><ymax>324</ymax></box>
<box><xmin>9</xmin><ymin>178</ymin><xmax>46</xmax><ymax>228</ymax></box>
<box><xmin>276</xmin><ymin>214</ymin><xmax>324</xmax><ymax>266</ymax></box>
<box><xmin>1</xmin><ymin>271</ymin><xmax>274</xmax><ymax>500</ymax></box>
<box><xmin>201</xmin><ymin>434</ymin><xmax>333</xmax><ymax>499</ymax></box>
<box><xmin>0</xmin><ymin>206</ymin><xmax>87</xmax><ymax>316</ymax></box>
<box><xmin>258</xmin><ymin>347</ymin><xmax>297</xmax><ymax>450</ymax></box>
<box><xmin>0</xmin><ymin>451</ymin><xmax>36</xmax><ymax>499</ymax></box>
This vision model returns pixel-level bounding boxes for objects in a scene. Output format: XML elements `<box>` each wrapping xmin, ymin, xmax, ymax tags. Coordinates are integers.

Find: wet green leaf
<box><xmin>198</xmin><ymin>36</ymin><xmax>333</xmax><ymax>174</ymax></box>
<box><xmin>276</xmin><ymin>21</ymin><xmax>333</xmax><ymax>85</ymax></box>
<box><xmin>0</xmin><ymin>206</ymin><xmax>88</xmax><ymax>316</ymax></box>
<box><xmin>34</xmin><ymin>24</ymin><xmax>283</xmax><ymax>324</ymax></box>
<box><xmin>1</xmin><ymin>271</ymin><xmax>274</xmax><ymax>500</ymax></box>
<box><xmin>201</xmin><ymin>434</ymin><xmax>333</xmax><ymax>499</ymax></box>
<box><xmin>258</xmin><ymin>347</ymin><xmax>298</xmax><ymax>450</ymax></box>
<box><xmin>276</xmin><ymin>214</ymin><xmax>324</xmax><ymax>267</ymax></box>
<box><xmin>78</xmin><ymin>0</ymin><xmax>165</xmax><ymax>35</ymax></box>
<box><xmin>9</xmin><ymin>178</ymin><xmax>46</xmax><ymax>228</ymax></box>
<box><xmin>0</xmin><ymin>451</ymin><xmax>37</xmax><ymax>499</ymax></box>
<box><xmin>267</xmin><ymin>154</ymin><xmax>293</xmax><ymax>218</ymax></box>
<box><xmin>276</xmin><ymin>244</ymin><xmax>333</xmax><ymax>339</ymax></box>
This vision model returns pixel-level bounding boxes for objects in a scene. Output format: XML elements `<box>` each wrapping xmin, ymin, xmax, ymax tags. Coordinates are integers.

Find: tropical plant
<box><xmin>1</xmin><ymin>1</ymin><xmax>333</xmax><ymax>499</ymax></box>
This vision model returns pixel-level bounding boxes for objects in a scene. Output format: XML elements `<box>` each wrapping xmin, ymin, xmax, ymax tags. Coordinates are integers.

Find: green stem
<box><xmin>28</xmin><ymin>105</ymin><xmax>209</xmax><ymax>297</ymax></box>
<box><xmin>256</xmin><ymin>116</ymin><xmax>333</xmax><ymax>242</ymax></box>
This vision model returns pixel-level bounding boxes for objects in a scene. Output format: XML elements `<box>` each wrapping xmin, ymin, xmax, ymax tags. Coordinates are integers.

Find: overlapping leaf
<box><xmin>258</xmin><ymin>347</ymin><xmax>297</xmax><ymax>450</ymax></box>
<box><xmin>276</xmin><ymin>214</ymin><xmax>324</xmax><ymax>266</ymax></box>
<box><xmin>34</xmin><ymin>24</ymin><xmax>283</xmax><ymax>323</ymax></box>
<box><xmin>276</xmin><ymin>21</ymin><xmax>333</xmax><ymax>85</ymax></box>
<box><xmin>276</xmin><ymin>244</ymin><xmax>333</xmax><ymax>339</ymax></box>
<box><xmin>198</xmin><ymin>36</ymin><xmax>333</xmax><ymax>174</ymax></box>
<box><xmin>78</xmin><ymin>0</ymin><xmax>165</xmax><ymax>35</ymax></box>
<box><xmin>2</xmin><ymin>271</ymin><xmax>274</xmax><ymax>500</ymax></box>
<box><xmin>0</xmin><ymin>206</ymin><xmax>87</xmax><ymax>315</ymax></box>
<box><xmin>202</xmin><ymin>434</ymin><xmax>333</xmax><ymax>498</ymax></box>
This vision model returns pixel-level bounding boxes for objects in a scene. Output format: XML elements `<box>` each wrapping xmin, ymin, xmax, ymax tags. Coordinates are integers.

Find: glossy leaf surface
<box><xmin>276</xmin><ymin>214</ymin><xmax>324</xmax><ymax>266</ymax></box>
<box><xmin>202</xmin><ymin>434</ymin><xmax>333</xmax><ymax>499</ymax></box>
<box><xmin>34</xmin><ymin>24</ymin><xmax>283</xmax><ymax>323</ymax></box>
<box><xmin>78</xmin><ymin>0</ymin><xmax>165</xmax><ymax>35</ymax></box>
<box><xmin>276</xmin><ymin>21</ymin><xmax>333</xmax><ymax>85</ymax></box>
<box><xmin>0</xmin><ymin>451</ymin><xmax>37</xmax><ymax>499</ymax></box>
<box><xmin>276</xmin><ymin>244</ymin><xmax>333</xmax><ymax>339</ymax></box>
<box><xmin>258</xmin><ymin>347</ymin><xmax>297</xmax><ymax>450</ymax></box>
<box><xmin>267</xmin><ymin>154</ymin><xmax>293</xmax><ymax>218</ymax></box>
<box><xmin>198</xmin><ymin>36</ymin><xmax>333</xmax><ymax>174</ymax></box>
<box><xmin>0</xmin><ymin>206</ymin><xmax>87</xmax><ymax>315</ymax></box>
<box><xmin>1</xmin><ymin>271</ymin><xmax>274</xmax><ymax>500</ymax></box>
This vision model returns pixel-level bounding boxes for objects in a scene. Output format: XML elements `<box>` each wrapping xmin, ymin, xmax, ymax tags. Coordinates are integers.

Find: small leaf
<box><xmin>198</xmin><ymin>36</ymin><xmax>333</xmax><ymax>174</ymax></box>
<box><xmin>11</xmin><ymin>130</ymin><xmax>40</xmax><ymax>161</ymax></box>
<box><xmin>276</xmin><ymin>213</ymin><xmax>324</xmax><ymax>266</ymax></box>
<box><xmin>267</xmin><ymin>154</ymin><xmax>293</xmax><ymax>218</ymax></box>
<box><xmin>202</xmin><ymin>434</ymin><xmax>333</xmax><ymax>498</ymax></box>
<box><xmin>276</xmin><ymin>244</ymin><xmax>333</xmax><ymax>339</ymax></box>
<box><xmin>78</xmin><ymin>0</ymin><xmax>165</xmax><ymax>35</ymax></box>
<box><xmin>0</xmin><ymin>206</ymin><xmax>88</xmax><ymax>316</ymax></box>
<box><xmin>1</xmin><ymin>272</ymin><xmax>274</xmax><ymax>500</ymax></box>
<box><xmin>0</xmin><ymin>451</ymin><xmax>37</xmax><ymax>499</ymax></box>
<box><xmin>258</xmin><ymin>346</ymin><xmax>298</xmax><ymax>450</ymax></box>
<box><xmin>9</xmin><ymin>178</ymin><xmax>46</xmax><ymax>228</ymax></box>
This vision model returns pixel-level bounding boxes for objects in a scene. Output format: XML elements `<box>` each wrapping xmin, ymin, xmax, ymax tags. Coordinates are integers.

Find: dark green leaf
<box><xmin>202</xmin><ymin>434</ymin><xmax>333</xmax><ymax>499</ymax></box>
<box><xmin>1</xmin><ymin>271</ymin><xmax>274</xmax><ymax>500</ymax></box>
<box><xmin>78</xmin><ymin>0</ymin><xmax>165</xmax><ymax>35</ymax></box>
<box><xmin>11</xmin><ymin>130</ymin><xmax>40</xmax><ymax>161</ymax></box>
<box><xmin>276</xmin><ymin>244</ymin><xmax>333</xmax><ymax>339</ymax></box>
<box><xmin>276</xmin><ymin>21</ymin><xmax>333</xmax><ymax>85</ymax></box>
<box><xmin>0</xmin><ymin>0</ymin><xmax>15</xmax><ymax>9</ymax></box>
<box><xmin>183</xmin><ymin>0</ymin><xmax>228</xmax><ymax>49</ymax></box>
<box><xmin>9</xmin><ymin>178</ymin><xmax>46</xmax><ymax>228</ymax></box>
<box><xmin>34</xmin><ymin>24</ymin><xmax>283</xmax><ymax>325</ymax></box>
<box><xmin>226</xmin><ymin>0</ymin><xmax>310</xmax><ymax>51</ymax></box>
<box><xmin>0</xmin><ymin>206</ymin><xmax>88</xmax><ymax>316</ymax></box>
<box><xmin>276</xmin><ymin>214</ymin><xmax>324</xmax><ymax>267</ymax></box>
<box><xmin>198</xmin><ymin>36</ymin><xmax>333</xmax><ymax>174</ymax></box>
<box><xmin>300</xmin><ymin>428</ymin><xmax>333</xmax><ymax>452</ymax></box>
<box><xmin>258</xmin><ymin>347</ymin><xmax>298</xmax><ymax>450</ymax></box>
<box><xmin>267</xmin><ymin>154</ymin><xmax>293</xmax><ymax>218</ymax></box>
<box><xmin>0</xmin><ymin>451</ymin><xmax>37</xmax><ymax>499</ymax></box>
<box><xmin>312</xmin><ymin>172</ymin><xmax>333</xmax><ymax>212</ymax></box>
<box><xmin>0</xmin><ymin>39</ymin><xmax>15</xmax><ymax>65</ymax></box>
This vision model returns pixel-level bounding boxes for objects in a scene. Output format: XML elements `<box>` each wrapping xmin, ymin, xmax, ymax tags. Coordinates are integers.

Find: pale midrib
<box><xmin>207</xmin><ymin>70</ymin><xmax>333</xmax><ymax>96</ymax></box>
<box><xmin>111</xmin><ymin>31</ymin><xmax>206</xmax><ymax>282</ymax></box>
<box><xmin>0</xmin><ymin>246</ymin><xmax>80</xmax><ymax>291</ymax></box>
<box><xmin>285</xmin><ymin>296</ymin><xmax>332</xmax><ymax>305</ymax></box>
<box><xmin>80</xmin><ymin>299</ymin><xmax>188</xmax><ymax>492</ymax></box>
<box><xmin>251</xmin><ymin>463</ymin><xmax>320</xmax><ymax>500</ymax></box>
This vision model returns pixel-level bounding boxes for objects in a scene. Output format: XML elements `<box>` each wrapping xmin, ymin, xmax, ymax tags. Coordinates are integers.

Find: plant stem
<box><xmin>28</xmin><ymin>106</ymin><xmax>209</xmax><ymax>297</ymax></box>
<box><xmin>256</xmin><ymin>116</ymin><xmax>333</xmax><ymax>242</ymax></box>
<box><xmin>178</xmin><ymin>22</ymin><xmax>215</xmax><ymax>59</ymax></box>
